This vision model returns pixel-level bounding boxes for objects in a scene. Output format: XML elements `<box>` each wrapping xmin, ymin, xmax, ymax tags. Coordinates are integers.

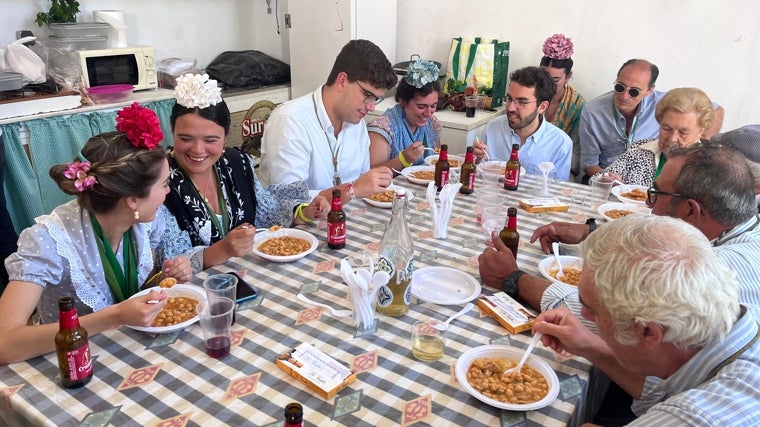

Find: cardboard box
<box><xmin>519</xmin><ymin>197</ymin><xmax>569</xmax><ymax>213</ymax></box>
<box><xmin>276</xmin><ymin>342</ymin><xmax>356</xmax><ymax>399</ymax></box>
<box><xmin>477</xmin><ymin>292</ymin><xmax>536</xmax><ymax>334</ymax></box>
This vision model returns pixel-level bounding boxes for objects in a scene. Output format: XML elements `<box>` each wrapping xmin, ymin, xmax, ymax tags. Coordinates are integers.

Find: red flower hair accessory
<box><xmin>115</xmin><ymin>102</ymin><xmax>164</xmax><ymax>150</ymax></box>
<box><xmin>64</xmin><ymin>161</ymin><xmax>97</xmax><ymax>192</ymax></box>
<box><xmin>542</xmin><ymin>34</ymin><xmax>574</xmax><ymax>60</ymax></box>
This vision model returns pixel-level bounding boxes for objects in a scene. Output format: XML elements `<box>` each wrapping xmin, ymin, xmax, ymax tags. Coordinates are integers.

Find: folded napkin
<box><xmin>426</xmin><ymin>182</ymin><xmax>463</xmax><ymax>239</ymax></box>
<box><xmin>339</xmin><ymin>259</ymin><xmax>390</xmax><ymax>329</ymax></box>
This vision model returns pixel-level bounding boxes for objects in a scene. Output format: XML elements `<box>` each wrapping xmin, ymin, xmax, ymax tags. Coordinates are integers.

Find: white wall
<box><xmin>394</xmin><ymin>0</ymin><xmax>760</xmax><ymax>131</ymax></box>
<box><xmin>0</xmin><ymin>0</ymin><xmax>285</xmax><ymax>68</ymax></box>
<box><xmin>2</xmin><ymin>0</ymin><xmax>759</xmax><ymax>130</ymax></box>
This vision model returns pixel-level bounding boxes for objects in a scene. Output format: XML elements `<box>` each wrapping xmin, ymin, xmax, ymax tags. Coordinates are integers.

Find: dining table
<box><xmin>0</xmin><ymin>171</ymin><xmax>608</xmax><ymax>427</ymax></box>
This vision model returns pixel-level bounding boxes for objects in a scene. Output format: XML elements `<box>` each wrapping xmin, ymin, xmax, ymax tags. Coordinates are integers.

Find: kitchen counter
<box><xmin>366</xmin><ymin>97</ymin><xmax>505</xmax><ymax>154</ymax></box>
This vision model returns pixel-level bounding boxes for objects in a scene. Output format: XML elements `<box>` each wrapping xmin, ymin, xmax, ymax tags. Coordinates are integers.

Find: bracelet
<box><xmin>346</xmin><ymin>182</ymin><xmax>357</xmax><ymax>201</ymax></box>
<box><xmin>398</xmin><ymin>151</ymin><xmax>412</xmax><ymax>168</ymax></box>
<box><xmin>295</xmin><ymin>203</ymin><xmax>314</xmax><ymax>224</ymax></box>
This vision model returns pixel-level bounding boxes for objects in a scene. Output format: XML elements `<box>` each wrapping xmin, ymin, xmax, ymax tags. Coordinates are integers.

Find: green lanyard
<box><xmin>89</xmin><ymin>214</ymin><xmax>138</xmax><ymax>302</ymax></box>
<box><xmin>653</xmin><ymin>152</ymin><xmax>667</xmax><ymax>180</ymax></box>
<box><xmin>193</xmin><ymin>166</ymin><xmax>229</xmax><ymax>239</ymax></box>
<box><xmin>313</xmin><ymin>92</ymin><xmax>341</xmax><ymax>186</ymax></box>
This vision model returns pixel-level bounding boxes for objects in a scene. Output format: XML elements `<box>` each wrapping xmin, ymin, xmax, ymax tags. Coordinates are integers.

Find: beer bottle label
<box><xmin>441</xmin><ymin>170</ymin><xmax>449</xmax><ymax>186</ymax></box>
<box><xmin>327</xmin><ymin>222</ymin><xmax>346</xmax><ymax>245</ymax></box>
<box><xmin>65</xmin><ymin>343</ymin><xmax>92</xmax><ymax>381</ymax></box>
<box><xmin>505</xmin><ymin>170</ymin><xmax>519</xmax><ymax>187</ymax></box>
<box><xmin>466</xmin><ymin>172</ymin><xmax>475</xmax><ymax>190</ymax></box>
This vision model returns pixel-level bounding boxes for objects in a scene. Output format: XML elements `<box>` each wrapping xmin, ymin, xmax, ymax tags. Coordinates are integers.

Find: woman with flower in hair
<box><xmin>368</xmin><ymin>59</ymin><xmax>442</xmax><ymax>169</ymax></box>
<box><xmin>539</xmin><ymin>34</ymin><xmax>586</xmax><ymax>180</ymax></box>
<box><xmin>159</xmin><ymin>74</ymin><xmax>328</xmax><ymax>269</ymax></box>
<box><xmin>0</xmin><ymin>104</ymin><xmax>193</xmax><ymax>365</ymax></box>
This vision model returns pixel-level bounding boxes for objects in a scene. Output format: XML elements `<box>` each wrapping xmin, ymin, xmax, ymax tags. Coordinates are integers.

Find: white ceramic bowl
<box><xmin>401</xmin><ymin>165</ymin><xmax>437</xmax><ymax>185</ymax></box>
<box><xmin>538</xmin><ymin>255</ymin><xmax>583</xmax><ymax>286</ymax></box>
<box><xmin>597</xmin><ymin>202</ymin><xmax>651</xmax><ymax>221</ymax></box>
<box><xmin>610</xmin><ymin>184</ymin><xmax>649</xmax><ymax>206</ymax></box>
<box><xmin>125</xmin><ymin>284</ymin><xmax>205</xmax><ymax>334</ymax></box>
<box><xmin>455</xmin><ymin>344</ymin><xmax>560</xmax><ymax>411</ymax></box>
<box><xmin>424</xmin><ymin>154</ymin><xmax>466</xmax><ymax>168</ymax></box>
<box><xmin>363</xmin><ymin>184</ymin><xmax>414</xmax><ymax>209</ymax></box>
<box><xmin>253</xmin><ymin>228</ymin><xmax>318</xmax><ymax>262</ymax></box>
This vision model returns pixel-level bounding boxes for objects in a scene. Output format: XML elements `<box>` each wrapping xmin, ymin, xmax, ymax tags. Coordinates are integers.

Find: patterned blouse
<box><xmin>590</xmin><ymin>139</ymin><xmax>660</xmax><ymax>186</ymax></box>
<box><xmin>550</xmin><ymin>84</ymin><xmax>586</xmax><ymax>143</ymax></box>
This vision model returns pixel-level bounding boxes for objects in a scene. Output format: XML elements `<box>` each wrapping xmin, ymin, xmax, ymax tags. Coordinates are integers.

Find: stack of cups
<box><xmin>198</xmin><ymin>274</ymin><xmax>238</xmax><ymax>358</ymax></box>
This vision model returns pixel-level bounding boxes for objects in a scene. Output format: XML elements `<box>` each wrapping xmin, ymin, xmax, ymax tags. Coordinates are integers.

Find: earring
<box><xmin>134</xmin><ymin>210</ymin><xmax>140</xmax><ymax>220</ymax></box>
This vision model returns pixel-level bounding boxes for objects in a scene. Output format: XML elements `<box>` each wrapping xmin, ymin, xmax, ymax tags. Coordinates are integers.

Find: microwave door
<box><xmin>85</xmin><ymin>54</ymin><xmax>139</xmax><ymax>87</ymax></box>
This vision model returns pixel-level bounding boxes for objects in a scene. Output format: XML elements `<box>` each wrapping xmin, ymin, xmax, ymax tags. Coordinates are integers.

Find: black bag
<box><xmin>206</xmin><ymin>50</ymin><xmax>290</xmax><ymax>88</ymax></box>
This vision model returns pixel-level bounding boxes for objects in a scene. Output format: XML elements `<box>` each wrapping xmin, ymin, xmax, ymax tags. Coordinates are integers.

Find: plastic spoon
<box><xmin>504</xmin><ymin>332</ymin><xmax>543</xmax><ymax>376</ymax></box>
<box><xmin>552</xmin><ymin>242</ymin><xmax>565</xmax><ymax>280</ymax></box>
<box><xmin>434</xmin><ymin>302</ymin><xmax>474</xmax><ymax>331</ymax></box>
<box><xmin>296</xmin><ymin>294</ymin><xmax>352</xmax><ymax>317</ymax></box>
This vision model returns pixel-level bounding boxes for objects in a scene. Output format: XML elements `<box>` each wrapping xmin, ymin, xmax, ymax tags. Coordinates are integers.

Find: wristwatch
<box><xmin>586</xmin><ymin>218</ymin><xmax>597</xmax><ymax>234</ymax></box>
<box><xmin>502</xmin><ymin>269</ymin><xmax>526</xmax><ymax>300</ymax></box>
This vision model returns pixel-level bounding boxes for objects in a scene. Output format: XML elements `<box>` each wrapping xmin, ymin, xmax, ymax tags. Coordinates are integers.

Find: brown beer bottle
<box><xmin>504</xmin><ymin>144</ymin><xmax>521</xmax><ymax>191</ymax></box>
<box><xmin>459</xmin><ymin>146</ymin><xmax>476</xmax><ymax>194</ymax></box>
<box><xmin>434</xmin><ymin>144</ymin><xmax>450</xmax><ymax>191</ymax></box>
<box><xmin>55</xmin><ymin>296</ymin><xmax>93</xmax><ymax>388</ymax></box>
<box><xmin>499</xmin><ymin>207</ymin><xmax>520</xmax><ymax>259</ymax></box>
<box><xmin>327</xmin><ymin>189</ymin><xmax>346</xmax><ymax>249</ymax></box>
<box><xmin>283</xmin><ymin>402</ymin><xmax>304</xmax><ymax>427</ymax></box>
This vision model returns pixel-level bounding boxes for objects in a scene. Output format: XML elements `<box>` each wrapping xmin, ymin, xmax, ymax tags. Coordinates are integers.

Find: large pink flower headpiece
<box><xmin>64</xmin><ymin>161</ymin><xmax>97</xmax><ymax>192</ymax></box>
<box><xmin>542</xmin><ymin>34</ymin><xmax>574</xmax><ymax>60</ymax></box>
<box><xmin>115</xmin><ymin>102</ymin><xmax>164</xmax><ymax>150</ymax></box>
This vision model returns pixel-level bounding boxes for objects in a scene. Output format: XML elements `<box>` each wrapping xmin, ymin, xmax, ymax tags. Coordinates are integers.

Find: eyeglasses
<box><xmin>505</xmin><ymin>95</ymin><xmax>538</xmax><ymax>109</ymax></box>
<box><xmin>613</xmin><ymin>83</ymin><xmax>644</xmax><ymax>98</ymax></box>
<box><xmin>646</xmin><ymin>186</ymin><xmax>684</xmax><ymax>204</ymax></box>
<box><xmin>356</xmin><ymin>81</ymin><xmax>384</xmax><ymax>105</ymax></box>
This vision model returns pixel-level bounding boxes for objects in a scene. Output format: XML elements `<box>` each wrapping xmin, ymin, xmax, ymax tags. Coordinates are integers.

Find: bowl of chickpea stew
<box><xmin>363</xmin><ymin>184</ymin><xmax>414</xmax><ymax>209</ymax></box>
<box><xmin>400</xmin><ymin>165</ymin><xmax>437</xmax><ymax>185</ymax></box>
<box><xmin>538</xmin><ymin>256</ymin><xmax>583</xmax><ymax>287</ymax></box>
<box><xmin>455</xmin><ymin>344</ymin><xmax>559</xmax><ymax>411</ymax></box>
<box><xmin>252</xmin><ymin>228</ymin><xmax>318</xmax><ymax>263</ymax></box>
<box><xmin>126</xmin><ymin>284</ymin><xmax>205</xmax><ymax>334</ymax></box>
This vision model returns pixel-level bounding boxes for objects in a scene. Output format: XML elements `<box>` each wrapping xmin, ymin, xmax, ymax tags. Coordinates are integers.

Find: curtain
<box><xmin>1</xmin><ymin>98</ymin><xmax>175</xmax><ymax>232</ymax></box>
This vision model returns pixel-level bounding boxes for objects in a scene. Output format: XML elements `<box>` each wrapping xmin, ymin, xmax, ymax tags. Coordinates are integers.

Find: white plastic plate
<box><xmin>125</xmin><ymin>284</ymin><xmax>205</xmax><ymax>334</ymax></box>
<box><xmin>253</xmin><ymin>228</ymin><xmax>318</xmax><ymax>262</ymax></box>
<box><xmin>411</xmin><ymin>267</ymin><xmax>481</xmax><ymax>305</ymax></box>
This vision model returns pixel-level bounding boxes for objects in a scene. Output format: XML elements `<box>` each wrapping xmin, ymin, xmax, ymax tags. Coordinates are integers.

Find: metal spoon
<box><xmin>296</xmin><ymin>293</ymin><xmax>352</xmax><ymax>317</ymax></box>
<box><xmin>434</xmin><ymin>302</ymin><xmax>474</xmax><ymax>331</ymax></box>
<box><xmin>504</xmin><ymin>332</ymin><xmax>543</xmax><ymax>377</ymax></box>
<box><xmin>552</xmin><ymin>242</ymin><xmax>565</xmax><ymax>280</ymax></box>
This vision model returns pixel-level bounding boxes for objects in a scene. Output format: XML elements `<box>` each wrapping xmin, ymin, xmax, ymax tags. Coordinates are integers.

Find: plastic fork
<box><xmin>434</xmin><ymin>303</ymin><xmax>474</xmax><ymax>331</ymax></box>
<box><xmin>296</xmin><ymin>293</ymin><xmax>352</xmax><ymax>317</ymax></box>
<box><xmin>551</xmin><ymin>242</ymin><xmax>565</xmax><ymax>280</ymax></box>
<box><xmin>504</xmin><ymin>332</ymin><xmax>543</xmax><ymax>377</ymax></box>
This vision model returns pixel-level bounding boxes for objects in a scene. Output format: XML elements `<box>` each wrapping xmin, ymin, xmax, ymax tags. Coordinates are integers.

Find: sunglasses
<box><xmin>613</xmin><ymin>83</ymin><xmax>644</xmax><ymax>98</ymax></box>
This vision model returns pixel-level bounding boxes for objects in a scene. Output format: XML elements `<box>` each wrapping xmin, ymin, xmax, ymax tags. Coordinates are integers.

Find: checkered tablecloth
<box><xmin>0</xmin><ymin>175</ymin><xmax>602</xmax><ymax>427</ymax></box>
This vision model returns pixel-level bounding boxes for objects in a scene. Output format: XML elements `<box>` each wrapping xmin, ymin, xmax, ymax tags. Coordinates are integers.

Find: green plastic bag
<box><xmin>445</xmin><ymin>37</ymin><xmax>510</xmax><ymax>108</ymax></box>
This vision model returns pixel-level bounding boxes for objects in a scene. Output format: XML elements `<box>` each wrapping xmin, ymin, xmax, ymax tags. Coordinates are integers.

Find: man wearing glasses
<box><xmin>473</xmin><ymin>66</ymin><xmax>573</xmax><ymax>181</ymax></box>
<box><xmin>579</xmin><ymin>59</ymin><xmax>724</xmax><ymax>184</ymax></box>
<box><xmin>260</xmin><ymin>39</ymin><xmax>398</xmax><ymax>203</ymax></box>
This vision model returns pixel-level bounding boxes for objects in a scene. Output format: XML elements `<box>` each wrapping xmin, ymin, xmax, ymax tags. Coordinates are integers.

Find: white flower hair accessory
<box><xmin>542</xmin><ymin>34</ymin><xmax>574</xmax><ymax>60</ymax></box>
<box><xmin>174</xmin><ymin>73</ymin><xmax>223</xmax><ymax>109</ymax></box>
<box><xmin>404</xmin><ymin>59</ymin><xmax>439</xmax><ymax>89</ymax></box>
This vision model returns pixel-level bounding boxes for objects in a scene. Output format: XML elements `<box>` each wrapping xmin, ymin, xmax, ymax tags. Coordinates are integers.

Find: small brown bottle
<box><xmin>459</xmin><ymin>146</ymin><xmax>476</xmax><ymax>194</ymax></box>
<box><xmin>327</xmin><ymin>189</ymin><xmax>346</xmax><ymax>249</ymax></box>
<box><xmin>499</xmin><ymin>207</ymin><xmax>520</xmax><ymax>259</ymax></box>
<box><xmin>55</xmin><ymin>296</ymin><xmax>93</xmax><ymax>388</ymax></box>
<box><xmin>504</xmin><ymin>144</ymin><xmax>521</xmax><ymax>191</ymax></box>
<box><xmin>284</xmin><ymin>402</ymin><xmax>304</xmax><ymax>427</ymax></box>
<box><xmin>434</xmin><ymin>144</ymin><xmax>450</xmax><ymax>191</ymax></box>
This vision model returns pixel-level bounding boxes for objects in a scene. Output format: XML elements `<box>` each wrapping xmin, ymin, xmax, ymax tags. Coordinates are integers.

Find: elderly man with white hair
<box><xmin>534</xmin><ymin>215</ymin><xmax>760</xmax><ymax>426</ymax></box>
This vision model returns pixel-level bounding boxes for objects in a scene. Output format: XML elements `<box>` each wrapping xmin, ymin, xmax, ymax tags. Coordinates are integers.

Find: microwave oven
<box><xmin>77</xmin><ymin>45</ymin><xmax>157</xmax><ymax>91</ymax></box>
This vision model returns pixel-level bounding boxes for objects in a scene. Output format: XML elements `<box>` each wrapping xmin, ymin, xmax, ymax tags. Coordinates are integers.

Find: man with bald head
<box><xmin>579</xmin><ymin>59</ymin><xmax>724</xmax><ymax>183</ymax></box>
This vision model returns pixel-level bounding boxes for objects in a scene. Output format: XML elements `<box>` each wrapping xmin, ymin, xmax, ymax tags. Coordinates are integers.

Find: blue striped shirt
<box><xmin>630</xmin><ymin>306</ymin><xmax>760</xmax><ymax>426</ymax></box>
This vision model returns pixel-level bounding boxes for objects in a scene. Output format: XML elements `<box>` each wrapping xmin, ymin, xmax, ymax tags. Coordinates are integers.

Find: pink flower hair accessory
<box><xmin>115</xmin><ymin>102</ymin><xmax>164</xmax><ymax>150</ymax></box>
<box><xmin>64</xmin><ymin>161</ymin><xmax>97</xmax><ymax>192</ymax></box>
<box><xmin>542</xmin><ymin>34</ymin><xmax>574</xmax><ymax>60</ymax></box>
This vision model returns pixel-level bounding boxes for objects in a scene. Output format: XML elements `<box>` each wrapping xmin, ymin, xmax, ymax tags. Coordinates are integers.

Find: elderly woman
<box><xmin>368</xmin><ymin>59</ymin><xmax>442</xmax><ymax>169</ymax></box>
<box><xmin>539</xmin><ymin>34</ymin><xmax>586</xmax><ymax>181</ymax></box>
<box><xmin>591</xmin><ymin>87</ymin><xmax>715</xmax><ymax>186</ymax></box>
